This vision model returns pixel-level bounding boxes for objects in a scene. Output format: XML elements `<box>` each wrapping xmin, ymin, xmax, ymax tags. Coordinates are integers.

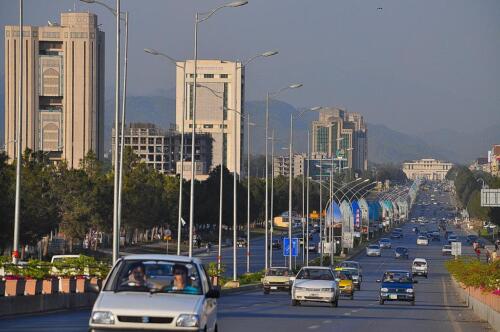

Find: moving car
<box><xmin>442</xmin><ymin>244</ymin><xmax>452</xmax><ymax>255</ymax></box>
<box><xmin>447</xmin><ymin>234</ymin><xmax>458</xmax><ymax>244</ymax></box>
<box><xmin>466</xmin><ymin>235</ymin><xmax>478</xmax><ymax>244</ymax></box>
<box><xmin>291</xmin><ymin>267</ymin><xmax>340</xmax><ymax>307</ymax></box>
<box><xmin>431</xmin><ymin>232</ymin><xmax>441</xmax><ymax>241</ymax></box>
<box><xmin>333</xmin><ymin>268</ymin><xmax>355</xmax><ymax>299</ymax></box>
<box><xmin>88</xmin><ymin>254</ymin><xmax>219</xmax><ymax>332</ymax></box>
<box><xmin>377</xmin><ymin>270</ymin><xmax>417</xmax><ymax>306</ymax></box>
<box><xmin>366</xmin><ymin>244</ymin><xmax>382</xmax><ymax>257</ymax></box>
<box><xmin>416</xmin><ymin>236</ymin><xmax>429</xmax><ymax>246</ymax></box>
<box><xmin>412</xmin><ymin>258</ymin><xmax>428</xmax><ymax>278</ymax></box>
<box><xmin>236</xmin><ymin>238</ymin><xmax>247</xmax><ymax>248</ymax></box>
<box><xmin>338</xmin><ymin>267</ymin><xmax>362</xmax><ymax>290</ymax></box>
<box><xmin>379</xmin><ymin>238</ymin><xmax>392</xmax><ymax>249</ymax></box>
<box><xmin>337</xmin><ymin>261</ymin><xmax>363</xmax><ymax>281</ymax></box>
<box><xmin>390</xmin><ymin>231</ymin><xmax>403</xmax><ymax>239</ymax></box>
<box><xmin>262</xmin><ymin>267</ymin><xmax>294</xmax><ymax>294</ymax></box>
<box><xmin>394</xmin><ymin>247</ymin><xmax>409</xmax><ymax>259</ymax></box>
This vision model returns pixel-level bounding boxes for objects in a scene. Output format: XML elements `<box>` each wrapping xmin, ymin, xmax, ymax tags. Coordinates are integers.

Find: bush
<box><xmin>446</xmin><ymin>257</ymin><xmax>500</xmax><ymax>292</ymax></box>
<box><xmin>23</xmin><ymin>260</ymin><xmax>51</xmax><ymax>279</ymax></box>
<box><xmin>238</xmin><ymin>271</ymin><xmax>264</xmax><ymax>285</ymax></box>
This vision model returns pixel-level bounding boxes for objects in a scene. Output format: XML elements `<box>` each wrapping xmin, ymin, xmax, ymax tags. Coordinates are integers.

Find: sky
<box><xmin>1</xmin><ymin>0</ymin><xmax>500</xmax><ymax>136</ymax></box>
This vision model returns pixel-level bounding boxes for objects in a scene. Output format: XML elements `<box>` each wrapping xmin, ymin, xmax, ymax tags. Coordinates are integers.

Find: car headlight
<box><xmin>380</xmin><ymin>287</ymin><xmax>388</xmax><ymax>292</ymax></box>
<box><xmin>406</xmin><ymin>288</ymin><xmax>414</xmax><ymax>293</ymax></box>
<box><xmin>176</xmin><ymin>314</ymin><xmax>199</xmax><ymax>327</ymax></box>
<box><xmin>91</xmin><ymin>311</ymin><xmax>115</xmax><ymax>325</ymax></box>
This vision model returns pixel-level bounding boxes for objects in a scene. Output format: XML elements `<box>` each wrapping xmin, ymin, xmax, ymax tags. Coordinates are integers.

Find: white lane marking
<box><xmin>322</xmin><ymin>320</ymin><xmax>332</xmax><ymax>324</ymax></box>
<box><xmin>343</xmin><ymin>312</ymin><xmax>351</xmax><ymax>316</ymax></box>
<box><xmin>308</xmin><ymin>325</ymin><xmax>320</xmax><ymax>329</ymax></box>
<box><xmin>351</xmin><ymin>309</ymin><xmax>360</xmax><ymax>313</ymax></box>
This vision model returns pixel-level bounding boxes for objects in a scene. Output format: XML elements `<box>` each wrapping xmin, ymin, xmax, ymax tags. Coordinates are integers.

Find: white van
<box><xmin>412</xmin><ymin>258</ymin><xmax>428</xmax><ymax>278</ymax></box>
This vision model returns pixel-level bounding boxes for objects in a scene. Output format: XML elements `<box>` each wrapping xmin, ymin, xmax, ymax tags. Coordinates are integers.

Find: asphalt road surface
<box><xmin>0</xmin><ymin>186</ymin><xmax>493</xmax><ymax>331</ymax></box>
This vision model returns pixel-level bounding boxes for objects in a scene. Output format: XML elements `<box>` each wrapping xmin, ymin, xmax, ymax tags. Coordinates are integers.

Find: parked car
<box><xmin>394</xmin><ymin>247</ymin><xmax>409</xmax><ymax>259</ymax></box>
<box><xmin>333</xmin><ymin>268</ymin><xmax>355</xmax><ymax>300</ymax></box>
<box><xmin>377</xmin><ymin>270</ymin><xmax>417</xmax><ymax>306</ymax></box>
<box><xmin>366</xmin><ymin>244</ymin><xmax>382</xmax><ymax>257</ymax></box>
<box><xmin>262</xmin><ymin>267</ymin><xmax>294</xmax><ymax>294</ymax></box>
<box><xmin>379</xmin><ymin>238</ymin><xmax>392</xmax><ymax>249</ymax></box>
<box><xmin>442</xmin><ymin>245</ymin><xmax>452</xmax><ymax>256</ymax></box>
<box><xmin>447</xmin><ymin>234</ymin><xmax>459</xmax><ymax>244</ymax></box>
<box><xmin>412</xmin><ymin>258</ymin><xmax>428</xmax><ymax>278</ymax></box>
<box><xmin>416</xmin><ymin>236</ymin><xmax>429</xmax><ymax>246</ymax></box>
<box><xmin>88</xmin><ymin>254</ymin><xmax>219</xmax><ymax>332</ymax></box>
<box><xmin>291</xmin><ymin>267</ymin><xmax>340</xmax><ymax>307</ymax></box>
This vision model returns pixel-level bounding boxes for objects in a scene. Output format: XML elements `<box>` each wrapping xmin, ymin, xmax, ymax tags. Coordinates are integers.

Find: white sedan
<box><xmin>89</xmin><ymin>254</ymin><xmax>219</xmax><ymax>332</ymax></box>
<box><xmin>416</xmin><ymin>236</ymin><xmax>429</xmax><ymax>246</ymax></box>
<box><xmin>366</xmin><ymin>244</ymin><xmax>382</xmax><ymax>257</ymax></box>
<box><xmin>291</xmin><ymin>267</ymin><xmax>340</xmax><ymax>307</ymax></box>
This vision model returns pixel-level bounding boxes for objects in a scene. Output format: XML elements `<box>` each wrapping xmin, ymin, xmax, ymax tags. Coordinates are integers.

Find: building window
<box><xmin>316</xmin><ymin>127</ymin><xmax>328</xmax><ymax>153</ymax></box>
<box><xmin>156</xmin><ymin>138</ymin><xmax>162</xmax><ymax>144</ymax></box>
<box><xmin>203</xmin><ymin>124</ymin><xmax>213</xmax><ymax>128</ymax></box>
<box><xmin>220</xmin><ymin>74</ymin><xmax>228</xmax><ymax>78</ymax></box>
<box><xmin>204</xmin><ymin>74</ymin><xmax>214</xmax><ymax>78</ymax></box>
<box><xmin>148</xmin><ymin>138</ymin><xmax>154</xmax><ymax>144</ymax></box>
<box><xmin>140</xmin><ymin>137</ymin><xmax>146</xmax><ymax>144</ymax></box>
<box><xmin>132</xmin><ymin>137</ymin><xmax>138</xmax><ymax>144</ymax></box>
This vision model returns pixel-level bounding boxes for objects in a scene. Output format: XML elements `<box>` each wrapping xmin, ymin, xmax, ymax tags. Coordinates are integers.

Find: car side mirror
<box><xmin>87</xmin><ymin>283</ymin><xmax>100</xmax><ymax>293</ymax></box>
<box><xmin>376</xmin><ymin>279</ymin><xmax>381</xmax><ymax>283</ymax></box>
<box><xmin>413</xmin><ymin>280</ymin><xmax>418</xmax><ymax>284</ymax></box>
<box><xmin>206</xmin><ymin>286</ymin><xmax>221</xmax><ymax>299</ymax></box>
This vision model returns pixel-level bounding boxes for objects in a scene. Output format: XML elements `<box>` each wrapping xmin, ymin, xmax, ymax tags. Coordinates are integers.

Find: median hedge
<box><xmin>445</xmin><ymin>257</ymin><xmax>500</xmax><ymax>292</ymax></box>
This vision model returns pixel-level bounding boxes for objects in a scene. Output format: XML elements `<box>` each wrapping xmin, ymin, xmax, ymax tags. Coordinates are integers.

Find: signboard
<box><xmin>481</xmin><ymin>189</ymin><xmax>500</xmax><ymax>207</ymax></box>
<box><xmin>283</xmin><ymin>238</ymin><xmax>299</xmax><ymax>257</ymax></box>
<box><xmin>451</xmin><ymin>241</ymin><xmax>462</xmax><ymax>256</ymax></box>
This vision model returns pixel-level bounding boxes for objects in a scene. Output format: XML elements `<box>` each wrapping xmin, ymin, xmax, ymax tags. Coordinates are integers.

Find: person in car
<box><xmin>167</xmin><ymin>264</ymin><xmax>199</xmax><ymax>294</ymax></box>
<box><xmin>127</xmin><ymin>263</ymin><xmax>147</xmax><ymax>286</ymax></box>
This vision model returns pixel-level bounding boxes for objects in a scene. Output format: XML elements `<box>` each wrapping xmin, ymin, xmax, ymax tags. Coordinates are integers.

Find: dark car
<box><xmin>466</xmin><ymin>235</ymin><xmax>478</xmax><ymax>244</ymax></box>
<box><xmin>431</xmin><ymin>232</ymin><xmax>441</xmax><ymax>241</ymax></box>
<box><xmin>271</xmin><ymin>240</ymin><xmax>282</xmax><ymax>250</ymax></box>
<box><xmin>378</xmin><ymin>270</ymin><xmax>417</xmax><ymax>306</ymax></box>
<box><xmin>390</xmin><ymin>232</ymin><xmax>402</xmax><ymax>239</ymax></box>
<box><xmin>394</xmin><ymin>247</ymin><xmax>409</xmax><ymax>259</ymax></box>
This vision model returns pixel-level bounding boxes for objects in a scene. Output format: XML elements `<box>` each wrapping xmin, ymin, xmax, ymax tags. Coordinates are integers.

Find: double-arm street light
<box><xmin>144</xmin><ymin>48</ymin><xmax>186</xmax><ymax>256</ymax></box>
<box><xmin>189</xmin><ymin>1</ymin><xmax>248</xmax><ymax>259</ymax></box>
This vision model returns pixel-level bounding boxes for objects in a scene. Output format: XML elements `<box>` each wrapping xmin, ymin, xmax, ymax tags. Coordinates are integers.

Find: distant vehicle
<box><xmin>366</xmin><ymin>244</ymin><xmax>382</xmax><ymax>257</ymax></box>
<box><xmin>394</xmin><ymin>247</ymin><xmax>409</xmax><ymax>259</ymax></box>
<box><xmin>466</xmin><ymin>235</ymin><xmax>478</xmax><ymax>244</ymax></box>
<box><xmin>447</xmin><ymin>234</ymin><xmax>459</xmax><ymax>244</ymax></box>
<box><xmin>412</xmin><ymin>258</ymin><xmax>428</xmax><ymax>278</ymax></box>
<box><xmin>379</xmin><ymin>238</ymin><xmax>392</xmax><ymax>249</ymax></box>
<box><xmin>291</xmin><ymin>267</ymin><xmax>340</xmax><ymax>307</ymax></box>
<box><xmin>307</xmin><ymin>242</ymin><xmax>317</xmax><ymax>253</ymax></box>
<box><xmin>431</xmin><ymin>232</ymin><xmax>441</xmax><ymax>241</ymax></box>
<box><xmin>338</xmin><ymin>267</ymin><xmax>362</xmax><ymax>290</ymax></box>
<box><xmin>377</xmin><ymin>270</ymin><xmax>417</xmax><ymax>306</ymax></box>
<box><xmin>337</xmin><ymin>261</ymin><xmax>363</xmax><ymax>280</ymax></box>
<box><xmin>88</xmin><ymin>254</ymin><xmax>219</xmax><ymax>332</ymax></box>
<box><xmin>262</xmin><ymin>267</ymin><xmax>294</xmax><ymax>294</ymax></box>
<box><xmin>271</xmin><ymin>240</ymin><xmax>282</xmax><ymax>250</ymax></box>
<box><xmin>416</xmin><ymin>236</ymin><xmax>429</xmax><ymax>246</ymax></box>
<box><xmin>390</xmin><ymin>231</ymin><xmax>403</xmax><ymax>239</ymax></box>
<box><xmin>442</xmin><ymin>245</ymin><xmax>452</xmax><ymax>256</ymax></box>
<box><xmin>236</xmin><ymin>238</ymin><xmax>247</xmax><ymax>248</ymax></box>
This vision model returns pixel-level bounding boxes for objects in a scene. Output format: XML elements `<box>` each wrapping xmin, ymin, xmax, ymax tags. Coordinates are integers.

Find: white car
<box><xmin>442</xmin><ymin>245</ymin><xmax>452</xmax><ymax>255</ymax></box>
<box><xmin>416</xmin><ymin>236</ymin><xmax>429</xmax><ymax>246</ymax></box>
<box><xmin>291</xmin><ymin>267</ymin><xmax>340</xmax><ymax>307</ymax></box>
<box><xmin>412</xmin><ymin>258</ymin><xmax>428</xmax><ymax>278</ymax></box>
<box><xmin>89</xmin><ymin>254</ymin><xmax>219</xmax><ymax>332</ymax></box>
<box><xmin>366</xmin><ymin>244</ymin><xmax>382</xmax><ymax>257</ymax></box>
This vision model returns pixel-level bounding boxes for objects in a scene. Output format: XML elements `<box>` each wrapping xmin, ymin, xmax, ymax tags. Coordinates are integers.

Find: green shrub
<box><xmin>238</xmin><ymin>271</ymin><xmax>264</xmax><ymax>285</ymax></box>
<box><xmin>446</xmin><ymin>257</ymin><xmax>500</xmax><ymax>291</ymax></box>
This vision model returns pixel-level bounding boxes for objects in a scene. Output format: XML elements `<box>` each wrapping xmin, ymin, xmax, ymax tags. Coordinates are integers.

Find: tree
<box><xmin>0</xmin><ymin>152</ymin><xmax>14</xmax><ymax>253</ymax></box>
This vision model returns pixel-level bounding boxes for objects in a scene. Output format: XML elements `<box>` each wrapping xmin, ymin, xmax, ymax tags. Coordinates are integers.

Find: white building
<box><xmin>402</xmin><ymin>158</ymin><xmax>453</xmax><ymax>181</ymax></box>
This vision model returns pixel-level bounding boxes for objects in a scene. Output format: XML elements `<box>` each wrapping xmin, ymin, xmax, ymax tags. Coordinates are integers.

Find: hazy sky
<box><xmin>1</xmin><ymin>0</ymin><xmax>500</xmax><ymax>135</ymax></box>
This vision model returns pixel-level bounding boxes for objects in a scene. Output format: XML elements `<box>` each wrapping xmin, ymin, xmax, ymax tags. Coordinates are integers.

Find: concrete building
<box><xmin>490</xmin><ymin>145</ymin><xmax>500</xmax><ymax>177</ymax></box>
<box><xmin>175</xmin><ymin>59</ymin><xmax>244</xmax><ymax>175</ymax></box>
<box><xmin>469</xmin><ymin>157</ymin><xmax>490</xmax><ymax>173</ymax></box>
<box><xmin>273</xmin><ymin>153</ymin><xmax>306</xmax><ymax>177</ymax></box>
<box><xmin>402</xmin><ymin>158</ymin><xmax>453</xmax><ymax>181</ymax></box>
<box><xmin>112</xmin><ymin>123</ymin><xmax>212</xmax><ymax>179</ymax></box>
<box><xmin>4</xmin><ymin>12</ymin><xmax>105</xmax><ymax>168</ymax></box>
<box><xmin>311</xmin><ymin>107</ymin><xmax>367</xmax><ymax>174</ymax></box>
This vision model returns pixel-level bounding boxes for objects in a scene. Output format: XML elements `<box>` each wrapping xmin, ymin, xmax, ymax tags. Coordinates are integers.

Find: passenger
<box><xmin>167</xmin><ymin>264</ymin><xmax>199</xmax><ymax>294</ymax></box>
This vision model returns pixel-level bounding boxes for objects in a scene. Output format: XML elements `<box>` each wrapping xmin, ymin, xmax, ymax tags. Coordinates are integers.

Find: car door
<box><xmin>200</xmin><ymin>264</ymin><xmax>217</xmax><ymax>331</ymax></box>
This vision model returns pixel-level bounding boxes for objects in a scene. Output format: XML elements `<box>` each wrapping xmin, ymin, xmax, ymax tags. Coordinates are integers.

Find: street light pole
<box><xmin>12</xmin><ymin>0</ymin><xmax>23</xmax><ymax>263</ymax></box>
<box><xmin>246</xmin><ymin>116</ymin><xmax>254</xmax><ymax>273</ymax></box>
<box><xmin>319</xmin><ymin>160</ymin><xmax>323</xmax><ymax>266</ymax></box>
<box><xmin>269</xmin><ymin>129</ymin><xmax>275</xmax><ymax>267</ymax></box>
<box><xmin>305</xmin><ymin>130</ymin><xmax>310</xmax><ymax>266</ymax></box>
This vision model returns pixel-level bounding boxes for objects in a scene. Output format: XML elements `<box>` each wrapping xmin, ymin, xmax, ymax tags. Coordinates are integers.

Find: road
<box><xmin>0</xmin><ymin>183</ymin><xmax>493</xmax><ymax>331</ymax></box>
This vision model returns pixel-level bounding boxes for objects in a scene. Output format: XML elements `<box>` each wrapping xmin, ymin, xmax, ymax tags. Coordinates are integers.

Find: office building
<box><xmin>311</xmin><ymin>107</ymin><xmax>367</xmax><ymax>173</ymax></box>
<box><xmin>402</xmin><ymin>158</ymin><xmax>453</xmax><ymax>181</ymax></box>
<box><xmin>175</xmin><ymin>59</ymin><xmax>244</xmax><ymax>175</ymax></box>
<box><xmin>4</xmin><ymin>12</ymin><xmax>105</xmax><ymax>167</ymax></box>
<box><xmin>273</xmin><ymin>153</ymin><xmax>306</xmax><ymax>177</ymax></box>
<box><xmin>112</xmin><ymin>123</ymin><xmax>212</xmax><ymax>179</ymax></box>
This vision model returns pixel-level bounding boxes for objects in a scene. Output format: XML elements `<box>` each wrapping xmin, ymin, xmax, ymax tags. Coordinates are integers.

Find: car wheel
<box><xmin>291</xmin><ymin>299</ymin><xmax>299</xmax><ymax>306</ymax></box>
<box><xmin>332</xmin><ymin>298</ymin><xmax>339</xmax><ymax>307</ymax></box>
<box><xmin>379</xmin><ymin>299</ymin><xmax>384</xmax><ymax>305</ymax></box>
<box><xmin>214</xmin><ymin>324</ymin><xmax>218</xmax><ymax>332</ymax></box>
<box><xmin>425</xmin><ymin>274</ymin><xmax>428</xmax><ymax>279</ymax></box>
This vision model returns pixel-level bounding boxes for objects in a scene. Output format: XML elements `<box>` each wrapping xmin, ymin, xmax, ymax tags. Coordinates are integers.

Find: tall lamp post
<box><xmin>190</xmin><ymin>1</ymin><xmax>248</xmax><ymax>258</ymax></box>
<box><xmin>144</xmin><ymin>48</ymin><xmax>186</xmax><ymax>255</ymax></box>
<box><xmin>265</xmin><ymin>83</ymin><xmax>303</xmax><ymax>270</ymax></box>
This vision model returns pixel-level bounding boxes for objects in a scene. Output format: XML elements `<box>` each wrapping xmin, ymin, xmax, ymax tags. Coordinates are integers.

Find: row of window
<box><xmin>187</xmin><ymin>73</ymin><xmax>229</xmax><ymax>79</ymax></box>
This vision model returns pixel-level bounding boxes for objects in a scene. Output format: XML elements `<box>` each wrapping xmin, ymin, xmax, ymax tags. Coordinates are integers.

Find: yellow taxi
<box><xmin>333</xmin><ymin>267</ymin><xmax>355</xmax><ymax>300</ymax></box>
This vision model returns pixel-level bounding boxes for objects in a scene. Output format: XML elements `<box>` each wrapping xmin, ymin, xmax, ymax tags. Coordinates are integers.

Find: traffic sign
<box><xmin>283</xmin><ymin>237</ymin><xmax>299</xmax><ymax>257</ymax></box>
<box><xmin>451</xmin><ymin>241</ymin><xmax>461</xmax><ymax>256</ymax></box>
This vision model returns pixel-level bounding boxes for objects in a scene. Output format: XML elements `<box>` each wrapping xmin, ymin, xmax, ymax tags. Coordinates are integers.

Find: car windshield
<box><xmin>380</xmin><ymin>239</ymin><xmax>390</xmax><ymax>243</ymax></box>
<box><xmin>396</xmin><ymin>247</ymin><xmax>407</xmax><ymax>253</ymax></box>
<box><xmin>383</xmin><ymin>271</ymin><xmax>412</xmax><ymax>283</ymax></box>
<box><xmin>368</xmin><ymin>245</ymin><xmax>379</xmax><ymax>249</ymax></box>
<box><xmin>413</xmin><ymin>261</ymin><xmax>426</xmax><ymax>267</ymax></box>
<box><xmin>105</xmin><ymin>260</ymin><xmax>203</xmax><ymax>295</ymax></box>
<box><xmin>341</xmin><ymin>268</ymin><xmax>358</xmax><ymax>276</ymax></box>
<box><xmin>334</xmin><ymin>270</ymin><xmax>352</xmax><ymax>280</ymax></box>
<box><xmin>444</xmin><ymin>245</ymin><xmax>451</xmax><ymax>249</ymax></box>
<box><xmin>296</xmin><ymin>269</ymin><xmax>334</xmax><ymax>280</ymax></box>
<box><xmin>267</xmin><ymin>268</ymin><xmax>289</xmax><ymax>276</ymax></box>
<box><xmin>418</xmin><ymin>236</ymin><xmax>427</xmax><ymax>240</ymax></box>
<box><xmin>339</xmin><ymin>262</ymin><xmax>358</xmax><ymax>269</ymax></box>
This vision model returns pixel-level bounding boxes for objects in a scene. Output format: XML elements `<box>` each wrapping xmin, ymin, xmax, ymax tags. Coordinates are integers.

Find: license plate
<box><xmin>271</xmin><ymin>286</ymin><xmax>277</xmax><ymax>290</ymax></box>
<box><xmin>390</xmin><ymin>294</ymin><xmax>398</xmax><ymax>300</ymax></box>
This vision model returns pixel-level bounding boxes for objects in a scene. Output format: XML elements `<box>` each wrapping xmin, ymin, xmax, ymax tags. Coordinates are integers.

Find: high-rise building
<box><xmin>4</xmin><ymin>12</ymin><xmax>105</xmax><ymax>168</ymax></box>
<box><xmin>111</xmin><ymin>123</ymin><xmax>212</xmax><ymax>179</ymax></box>
<box><xmin>311</xmin><ymin>107</ymin><xmax>367</xmax><ymax>173</ymax></box>
<box><xmin>176</xmin><ymin>60</ymin><xmax>244</xmax><ymax>175</ymax></box>
<box><xmin>273</xmin><ymin>153</ymin><xmax>306</xmax><ymax>177</ymax></box>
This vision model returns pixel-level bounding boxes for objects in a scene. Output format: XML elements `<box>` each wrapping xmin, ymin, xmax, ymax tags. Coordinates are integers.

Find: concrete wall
<box><xmin>451</xmin><ymin>278</ymin><xmax>500</xmax><ymax>332</ymax></box>
<box><xmin>0</xmin><ymin>293</ymin><xmax>97</xmax><ymax>317</ymax></box>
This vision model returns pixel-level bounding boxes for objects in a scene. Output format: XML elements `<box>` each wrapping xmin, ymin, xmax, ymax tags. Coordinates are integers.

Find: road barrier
<box><xmin>451</xmin><ymin>278</ymin><xmax>500</xmax><ymax>332</ymax></box>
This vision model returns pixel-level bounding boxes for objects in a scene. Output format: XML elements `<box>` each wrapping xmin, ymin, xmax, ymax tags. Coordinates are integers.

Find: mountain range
<box><xmin>1</xmin><ymin>92</ymin><xmax>498</xmax><ymax>165</ymax></box>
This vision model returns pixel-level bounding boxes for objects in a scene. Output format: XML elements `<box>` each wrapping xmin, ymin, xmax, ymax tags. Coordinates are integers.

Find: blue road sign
<box><xmin>283</xmin><ymin>237</ymin><xmax>299</xmax><ymax>257</ymax></box>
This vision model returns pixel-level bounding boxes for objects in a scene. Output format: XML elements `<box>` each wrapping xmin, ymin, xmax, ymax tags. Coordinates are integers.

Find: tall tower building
<box><xmin>175</xmin><ymin>60</ymin><xmax>244</xmax><ymax>175</ymax></box>
<box><xmin>4</xmin><ymin>12</ymin><xmax>105</xmax><ymax>168</ymax></box>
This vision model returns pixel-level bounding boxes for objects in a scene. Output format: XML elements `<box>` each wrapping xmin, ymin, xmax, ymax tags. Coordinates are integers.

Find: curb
<box><xmin>221</xmin><ymin>283</ymin><xmax>261</xmax><ymax>295</ymax></box>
